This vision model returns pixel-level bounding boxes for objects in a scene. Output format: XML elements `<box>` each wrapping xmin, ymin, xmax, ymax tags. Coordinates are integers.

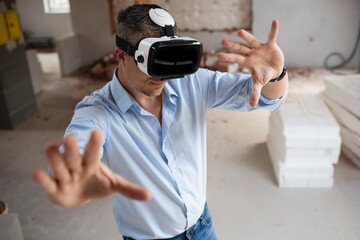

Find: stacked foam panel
<box><xmin>322</xmin><ymin>75</ymin><xmax>360</xmax><ymax>168</ymax></box>
<box><xmin>267</xmin><ymin>94</ymin><xmax>341</xmax><ymax>188</ymax></box>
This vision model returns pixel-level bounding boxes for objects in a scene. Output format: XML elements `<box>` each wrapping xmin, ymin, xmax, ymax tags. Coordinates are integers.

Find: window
<box><xmin>43</xmin><ymin>0</ymin><xmax>70</xmax><ymax>14</ymax></box>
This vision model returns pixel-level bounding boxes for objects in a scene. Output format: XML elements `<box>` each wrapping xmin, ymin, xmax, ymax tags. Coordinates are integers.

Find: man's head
<box><xmin>115</xmin><ymin>4</ymin><xmax>178</xmax><ymax>98</ymax></box>
<box><xmin>116</xmin><ymin>4</ymin><xmax>177</xmax><ymax>47</ymax></box>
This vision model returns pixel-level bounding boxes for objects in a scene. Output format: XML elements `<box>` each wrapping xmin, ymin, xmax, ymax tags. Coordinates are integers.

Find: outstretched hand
<box><xmin>216</xmin><ymin>20</ymin><xmax>285</xmax><ymax>107</ymax></box>
<box><xmin>33</xmin><ymin>130</ymin><xmax>151</xmax><ymax>208</ymax></box>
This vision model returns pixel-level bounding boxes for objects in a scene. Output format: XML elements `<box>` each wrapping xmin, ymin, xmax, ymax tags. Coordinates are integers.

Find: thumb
<box><xmin>249</xmin><ymin>82</ymin><xmax>262</xmax><ymax>107</ymax></box>
<box><xmin>99</xmin><ymin>163</ymin><xmax>152</xmax><ymax>201</ymax></box>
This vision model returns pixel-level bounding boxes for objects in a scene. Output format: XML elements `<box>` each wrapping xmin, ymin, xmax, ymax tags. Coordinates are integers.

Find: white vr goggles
<box><xmin>116</xmin><ymin>8</ymin><xmax>203</xmax><ymax>80</ymax></box>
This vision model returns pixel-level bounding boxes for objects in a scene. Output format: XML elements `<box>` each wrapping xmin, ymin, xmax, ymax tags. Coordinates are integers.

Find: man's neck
<box><xmin>138</xmin><ymin>95</ymin><xmax>163</xmax><ymax>124</ymax></box>
<box><xmin>133</xmin><ymin>93</ymin><xmax>163</xmax><ymax>125</ymax></box>
<box><xmin>116</xmin><ymin>70</ymin><xmax>163</xmax><ymax>124</ymax></box>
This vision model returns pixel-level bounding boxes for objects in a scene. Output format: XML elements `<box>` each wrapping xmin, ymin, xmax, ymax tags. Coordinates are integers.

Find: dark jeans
<box><xmin>123</xmin><ymin>203</ymin><xmax>217</xmax><ymax>240</ymax></box>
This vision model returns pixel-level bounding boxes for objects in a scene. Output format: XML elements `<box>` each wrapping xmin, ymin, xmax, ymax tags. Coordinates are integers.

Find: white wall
<box><xmin>69</xmin><ymin>0</ymin><xmax>114</xmax><ymax>66</ymax></box>
<box><xmin>253</xmin><ymin>0</ymin><xmax>360</xmax><ymax>68</ymax></box>
<box><xmin>16</xmin><ymin>0</ymin><xmax>73</xmax><ymax>39</ymax></box>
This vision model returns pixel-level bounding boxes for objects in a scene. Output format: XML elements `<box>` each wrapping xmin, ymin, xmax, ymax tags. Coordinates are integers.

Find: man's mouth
<box><xmin>150</xmin><ymin>80</ymin><xmax>166</xmax><ymax>86</ymax></box>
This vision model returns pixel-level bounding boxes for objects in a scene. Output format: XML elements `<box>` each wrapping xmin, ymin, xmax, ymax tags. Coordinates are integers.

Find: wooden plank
<box><xmin>271</xmin><ymin>94</ymin><xmax>340</xmax><ymax>138</ymax></box>
<box><xmin>322</xmin><ymin>95</ymin><xmax>360</xmax><ymax>136</ymax></box>
<box><xmin>340</xmin><ymin>125</ymin><xmax>360</xmax><ymax>158</ymax></box>
<box><xmin>323</xmin><ymin>75</ymin><xmax>360</xmax><ymax>117</ymax></box>
<box><xmin>342</xmin><ymin>145</ymin><xmax>360</xmax><ymax>168</ymax></box>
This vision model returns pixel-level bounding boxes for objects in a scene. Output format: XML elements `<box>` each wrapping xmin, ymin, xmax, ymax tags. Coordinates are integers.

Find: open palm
<box><xmin>33</xmin><ymin>130</ymin><xmax>151</xmax><ymax>208</ymax></box>
<box><xmin>217</xmin><ymin>20</ymin><xmax>285</xmax><ymax>107</ymax></box>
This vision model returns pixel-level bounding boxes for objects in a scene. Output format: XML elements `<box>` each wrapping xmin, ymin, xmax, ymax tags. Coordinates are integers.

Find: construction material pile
<box><xmin>267</xmin><ymin>94</ymin><xmax>341</xmax><ymax>188</ymax></box>
<box><xmin>78</xmin><ymin>53</ymin><xmax>118</xmax><ymax>81</ymax></box>
<box><xmin>322</xmin><ymin>75</ymin><xmax>360</xmax><ymax>168</ymax></box>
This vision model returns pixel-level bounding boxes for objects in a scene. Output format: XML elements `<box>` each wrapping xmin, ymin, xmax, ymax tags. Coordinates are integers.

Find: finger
<box><xmin>216</xmin><ymin>52</ymin><xmax>246</xmax><ymax>65</ymax></box>
<box><xmin>83</xmin><ymin>129</ymin><xmax>103</xmax><ymax>173</ymax></box>
<box><xmin>220</xmin><ymin>39</ymin><xmax>252</xmax><ymax>55</ymax></box>
<box><xmin>267</xmin><ymin>19</ymin><xmax>279</xmax><ymax>43</ymax></box>
<box><xmin>112</xmin><ymin>173</ymin><xmax>152</xmax><ymax>201</ymax></box>
<box><xmin>249</xmin><ymin>82</ymin><xmax>263</xmax><ymax>107</ymax></box>
<box><xmin>99</xmin><ymin>161</ymin><xmax>117</xmax><ymax>184</ymax></box>
<box><xmin>33</xmin><ymin>169</ymin><xmax>58</xmax><ymax>195</ymax></box>
<box><xmin>237</xmin><ymin>29</ymin><xmax>262</xmax><ymax>48</ymax></box>
<box><xmin>63</xmin><ymin>135</ymin><xmax>82</xmax><ymax>173</ymax></box>
<box><xmin>99</xmin><ymin>162</ymin><xmax>151</xmax><ymax>201</ymax></box>
<box><xmin>46</xmin><ymin>144</ymin><xmax>71</xmax><ymax>183</ymax></box>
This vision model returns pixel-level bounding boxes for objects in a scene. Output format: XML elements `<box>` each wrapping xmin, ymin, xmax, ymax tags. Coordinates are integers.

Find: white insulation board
<box><xmin>269</xmin><ymin>116</ymin><xmax>341</xmax><ymax>149</ymax></box>
<box><xmin>271</xmin><ymin>94</ymin><xmax>340</xmax><ymax>138</ymax></box>
<box><xmin>267</xmin><ymin>133</ymin><xmax>339</xmax><ymax>166</ymax></box>
<box><xmin>267</xmin><ymin>136</ymin><xmax>334</xmax><ymax>188</ymax></box>
<box><xmin>267</xmin><ymin>135</ymin><xmax>335</xmax><ymax>173</ymax></box>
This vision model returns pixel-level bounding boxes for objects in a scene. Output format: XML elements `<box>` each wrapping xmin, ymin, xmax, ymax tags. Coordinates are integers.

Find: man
<box><xmin>33</xmin><ymin>4</ymin><xmax>288</xmax><ymax>240</ymax></box>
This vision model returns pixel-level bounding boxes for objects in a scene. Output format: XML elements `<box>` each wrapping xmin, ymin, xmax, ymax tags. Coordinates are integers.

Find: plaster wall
<box><xmin>55</xmin><ymin>34</ymin><xmax>82</xmax><ymax>75</ymax></box>
<box><xmin>16</xmin><ymin>0</ymin><xmax>73</xmax><ymax>39</ymax></box>
<box><xmin>253</xmin><ymin>0</ymin><xmax>360</xmax><ymax>68</ymax></box>
<box><xmin>69</xmin><ymin>0</ymin><xmax>114</xmax><ymax>66</ymax></box>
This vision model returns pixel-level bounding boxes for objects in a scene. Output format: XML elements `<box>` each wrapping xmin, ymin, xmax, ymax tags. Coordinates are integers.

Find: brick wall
<box><xmin>111</xmin><ymin>0</ymin><xmax>252</xmax><ymax>51</ymax></box>
<box><xmin>112</xmin><ymin>0</ymin><xmax>252</xmax><ymax>31</ymax></box>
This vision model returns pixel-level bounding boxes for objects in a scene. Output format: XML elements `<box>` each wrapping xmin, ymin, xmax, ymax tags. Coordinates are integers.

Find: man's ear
<box><xmin>115</xmin><ymin>47</ymin><xmax>126</xmax><ymax>62</ymax></box>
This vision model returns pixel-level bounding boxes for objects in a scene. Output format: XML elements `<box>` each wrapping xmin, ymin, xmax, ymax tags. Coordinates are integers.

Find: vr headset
<box><xmin>116</xmin><ymin>8</ymin><xmax>203</xmax><ymax>80</ymax></box>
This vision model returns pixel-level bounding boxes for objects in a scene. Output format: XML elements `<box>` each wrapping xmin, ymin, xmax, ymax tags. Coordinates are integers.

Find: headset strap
<box><xmin>116</xmin><ymin>35</ymin><xmax>136</xmax><ymax>57</ymax></box>
<box><xmin>163</xmin><ymin>25</ymin><xmax>174</xmax><ymax>37</ymax></box>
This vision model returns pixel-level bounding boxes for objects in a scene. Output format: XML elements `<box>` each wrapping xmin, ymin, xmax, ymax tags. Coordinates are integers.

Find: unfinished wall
<box><xmin>253</xmin><ymin>0</ymin><xmax>360</xmax><ymax>68</ymax></box>
<box><xmin>16</xmin><ymin>0</ymin><xmax>73</xmax><ymax>39</ymax></box>
<box><xmin>69</xmin><ymin>0</ymin><xmax>114</xmax><ymax>66</ymax></box>
<box><xmin>112</xmin><ymin>0</ymin><xmax>252</xmax><ymax>51</ymax></box>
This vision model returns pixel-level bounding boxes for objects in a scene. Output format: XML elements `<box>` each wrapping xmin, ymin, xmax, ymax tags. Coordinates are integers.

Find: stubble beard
<box><xmin>137</xmin><ymin>84</ymin><xmax>164</xmax><ymax>97</ymax></box>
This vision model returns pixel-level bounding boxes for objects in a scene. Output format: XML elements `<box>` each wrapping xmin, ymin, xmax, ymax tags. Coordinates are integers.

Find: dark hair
<box><xmin>116</xmin><ymin>4</ymin><xmax>178</xmax><ymax>46</ymax></box>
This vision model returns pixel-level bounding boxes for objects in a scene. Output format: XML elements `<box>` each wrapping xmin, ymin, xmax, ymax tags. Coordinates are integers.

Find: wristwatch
<box><xmin>269</xmin><ymin>67</ymin><xmax>287</xmax><ymax>82</ymax></box>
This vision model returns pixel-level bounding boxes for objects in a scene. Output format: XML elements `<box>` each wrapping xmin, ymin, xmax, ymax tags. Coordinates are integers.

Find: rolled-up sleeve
<box><xmin>49</xmin><ymin>104</ymin><xmax>108</xmax><ymax>176</ymax></box>
<box><xmin>61</xmin><ymin>105</ymin><xmax>108</xmax><ymax>157</ymax></box>
<box><xmin>195</xmin><ymin>68</ymin><xmax>287</xmax><ymax>112</ymax></box>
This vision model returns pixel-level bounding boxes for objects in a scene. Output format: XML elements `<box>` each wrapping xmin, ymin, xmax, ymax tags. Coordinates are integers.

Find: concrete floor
<box><xmin>0</xmin><ymin>54</ymin><xmax>359</xmax><ymax>239</ymax></box>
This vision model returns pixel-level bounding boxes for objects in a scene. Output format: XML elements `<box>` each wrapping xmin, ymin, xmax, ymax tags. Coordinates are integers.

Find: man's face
<box><xmin>123</xmin><ymin>53</ymin><xmax>167</xmax><ymax>97</ymax></box>
<box><xmin>116</xmin><ymin>33</ymin><xmax>167</xmax><ymax>98</ymax></box>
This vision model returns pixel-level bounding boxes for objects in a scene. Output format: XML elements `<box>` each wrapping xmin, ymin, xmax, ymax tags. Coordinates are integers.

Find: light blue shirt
<box><xmin>62</xmin><ymin>68</ymin><xmax>287</xmax><ymax>239</ymax></box>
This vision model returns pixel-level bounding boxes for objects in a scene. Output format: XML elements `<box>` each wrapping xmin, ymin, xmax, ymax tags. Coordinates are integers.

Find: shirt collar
<box><xmin>163</xmin><ymin>81</ymin><xmax>179</xmax><ymax>100</ymax></box>
<box><xmin>110</xmin><ymin>68</ymin><xmax>179</xmax><ymax>113</ymax></box>
<box><xmin>110</xmin><ymin>69</ymin><xmax>136</xmax><ymax>113</ymax></box>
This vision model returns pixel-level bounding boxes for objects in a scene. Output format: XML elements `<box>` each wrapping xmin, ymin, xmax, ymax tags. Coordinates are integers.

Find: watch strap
<box><xmin>269</xmin><ymin>67</ymin><xmax>287</xmax><ymax>82</ymax></box>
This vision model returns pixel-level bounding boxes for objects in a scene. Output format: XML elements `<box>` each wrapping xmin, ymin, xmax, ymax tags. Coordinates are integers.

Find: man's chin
<box><xmin>142</xmin><ymin>88</ymin><xmax>164</xmax><ymax>97</ymax></box>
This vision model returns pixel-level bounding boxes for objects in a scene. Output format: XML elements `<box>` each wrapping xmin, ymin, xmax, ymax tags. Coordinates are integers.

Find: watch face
<box><xmin>147</xmin><ymin>40</ymin><xmax>203</xmax><ymax>78</ymax></box>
